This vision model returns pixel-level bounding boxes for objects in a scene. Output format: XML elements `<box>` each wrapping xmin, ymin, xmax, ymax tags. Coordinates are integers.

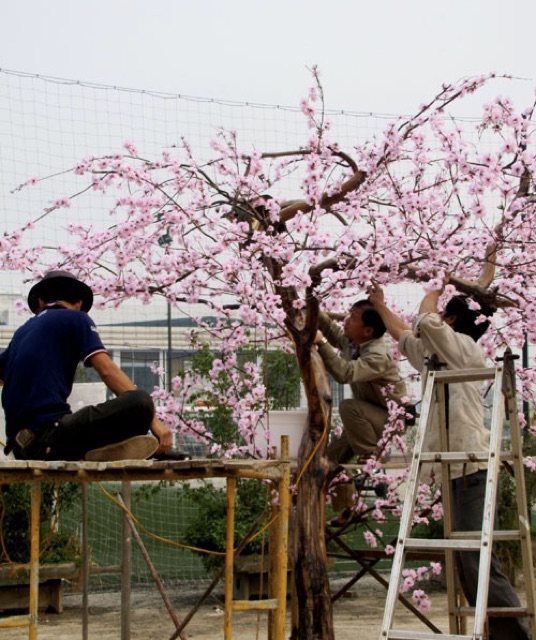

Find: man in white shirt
<box><xmin>369</xmin><ymin>282</ymin><xmax>529</xmax><ymax>640</ymax></box>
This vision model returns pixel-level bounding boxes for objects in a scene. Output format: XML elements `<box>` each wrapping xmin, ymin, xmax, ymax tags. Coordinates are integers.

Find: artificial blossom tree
<box><xmin>3</xmin><ymin>70</ymin><xmax>536</xmax><ymax>639</ymax></box>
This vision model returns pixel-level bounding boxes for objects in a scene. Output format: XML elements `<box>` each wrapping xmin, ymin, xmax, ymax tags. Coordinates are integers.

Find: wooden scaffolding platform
<box><xmin>0</xmin><ymin>448</ymin><xmax>291</xmax><ymax>640</ymax></box>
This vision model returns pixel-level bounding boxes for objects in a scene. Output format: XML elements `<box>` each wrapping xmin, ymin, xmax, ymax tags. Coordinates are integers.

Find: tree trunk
<box><xmin>290</xmin><ymin>346</ymin><xmax>334</xmax><ymax>640</ymax></box>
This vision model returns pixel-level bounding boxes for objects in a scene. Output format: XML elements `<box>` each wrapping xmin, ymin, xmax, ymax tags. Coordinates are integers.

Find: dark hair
<box><xmin>44</xmin><ymin>290</ymin><xmax>84</xmax><ymax>306</ymax></box>
<box><xmin>351</xmin><ymin>299</ymin><xmax>386</xmax><ymax>339</ymax></box>
<box><xmin>443</xmin><ymin>295</ymin><xmax>495</xmax><ymax>342</ymax></box>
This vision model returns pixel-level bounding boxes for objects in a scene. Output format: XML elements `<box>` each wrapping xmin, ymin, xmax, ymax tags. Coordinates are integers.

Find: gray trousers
<box><xmin>327</xmin><ymin>397</ymin><xmax>388</xmax><ymax>463</ymax></box>
<box><xmin>327</xmin><ymin>398</ymin><xmax>388</xmax><ymax>511</ymax></box>
<box><xmin>451</xmin><ymin>470</ymin><xmax>530</xmax><ymax>640</ymax></box>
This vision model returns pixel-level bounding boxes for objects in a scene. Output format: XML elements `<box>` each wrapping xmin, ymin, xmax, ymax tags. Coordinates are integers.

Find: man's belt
<box><xmin>15</xmin><ymin>428</ymin><xmax>38</xmax><ymax>449</ymax></box>
<box><xmin>4</xmin><ymin>428</ymin><xmax>41</xmax><ymax>456</ymax></box>
<box><xmin>6</xmin><ymin>425</ymin><xmax>58</xmax><ymax>459</ymax></box>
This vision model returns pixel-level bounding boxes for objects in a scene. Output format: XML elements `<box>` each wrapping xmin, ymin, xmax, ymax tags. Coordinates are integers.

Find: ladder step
<box><xmin>451</xmin><ymin>530</ymin><xmax>521</xmax><ymax>542</ymax></box>
<box><xmin>405</xmin><ymin>538</ymin><xmax>481</xmax><ymax>550</ymax></box>
<box><xmin>458</xmin><ymin>605</ymin><xmax>529</xmax><ymax>618</ymax></box>
<box><xmin>433</xmin><ymin>367</ymin><xmax>497</xmax><ymax>383</ymax></box>
<box><xmin>386</xmin><ymin>630</ymin><xmax>473</xmax><ymax>640</ymax></box>
<box><xmin>231</xmin><ymin>598</ymin><xmax>278</xmax><ymax>611</ymax></box>
<box><xmin>418</xmin><ymin>451</ymin><xmax>511</xmax><ymax>463</ymax></box>
<box><xmin>402</xmin><ymin>531</ymin><xmax>522</xmax><ymax>552</ymax></box>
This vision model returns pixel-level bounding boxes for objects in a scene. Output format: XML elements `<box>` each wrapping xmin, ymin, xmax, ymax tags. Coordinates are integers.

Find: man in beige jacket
<box><xmin>314</xmin><ymin>299</ymin><xmax>407</xmax><ymax>522</ymax></box>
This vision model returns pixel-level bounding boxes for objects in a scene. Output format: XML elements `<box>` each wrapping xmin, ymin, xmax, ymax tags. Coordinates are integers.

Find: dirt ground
<box><xmin>0</xmin><ymin>575</ymin><xmax>495</xmax><ymax>640</ymax></box>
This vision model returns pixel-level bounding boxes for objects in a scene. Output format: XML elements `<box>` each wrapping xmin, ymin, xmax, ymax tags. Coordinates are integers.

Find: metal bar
<box><xmin>458</xmin><ymin>606</ymin><xmax>529</xmax><ymax>617</ymax></box>
<box><xmin>269</xmin><ymin>435</ymin><xmax>291</xmax><ymax>640</ymax></box>
<box><xmin>405</xmin><ymin>538</ymin><xmax>481</xmax><ymax>550</ymax></box>
<box><xmin>120</xmin><ymin>482</ymin><xmax>132</xmax><ymax>640</ymax></box>
<box><xmin>29</xmin><ymin>481</ymin><xmax>41</xmax><ymax>640</ymax></box>
<box><xmin>81</xmin><ymin>483</ymin><xmax>89</xmax><ymax>640</ymax></box>
<box><xmin>419</xmin><ymin>452</ymin><xmax>489</xmax><ymax>463</ymax></box>
<box><xmin>450</xmin><ymin>530</ymin><xmax>521</xmax><ymax>541</ymax></box>
<box><xmin>387</xmin><ymin>631</ymin><xmax>474</xmax><ymax>640</ymax></box>
<box><xmin>472</xmin><ymin>365</ymin><xmax>505</xmax><ymax>638</ymax></box>
<box><xmin>502</xmin><ymin>354</ymin><xmax>536</xmax><ymax>640</ymax></box>
<box><xmin>224</xmin><ymin>477</ymin><xmax>237</xmax><ymax>640</ymax></box>
<box><xmin>232</xmin><ymin>599</ymin><xmax>278</xmax><ymax>611</ymax></box>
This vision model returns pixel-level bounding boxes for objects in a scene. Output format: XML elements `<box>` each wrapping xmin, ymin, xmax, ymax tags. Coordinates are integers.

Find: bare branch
<box><xmin>279</xmin><ymin>169</ymin><xmax>367</xmax><ymax>223</ymax></box>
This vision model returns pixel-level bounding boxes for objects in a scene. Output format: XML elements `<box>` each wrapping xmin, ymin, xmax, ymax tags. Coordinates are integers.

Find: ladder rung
<box><xmin>386</xmin><ymin>630</ymin><xmax>473</xmax><ymax>640</ymax></box>
<box><xmin>231</xmin><ymin>598</ymin><xmax>278</xmax><ymax>611</ymax></box>
<box><xmin>418</xmin><ymin>451</ymin><xmax>514</xmax><ymax>463</ymax></box>
<box><xmin>451</xmin><ymin>530</ymin><xmax>521</xmax><ymax>542</ymax></box>
<box><xmin>405</xmin><ymin>538</ymin><xmax>481</xmax><ymax>550</ymax></box>
<box><xmin>433</xmin><ymin>367</ymin><xmax>497</xmax><ymax>383</ymax></box>
<box><xmin>419</xmin><ymin>452</ymin><xmax>489</xmax><ymax>463</ymax></box>
<box><xmin>458</xmin><ymin>605</ymin><xmax>529</xmax><ymax>618</ymax></box>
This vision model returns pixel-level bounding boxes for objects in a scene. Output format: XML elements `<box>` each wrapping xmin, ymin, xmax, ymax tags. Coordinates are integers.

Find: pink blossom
<box><xmin>363</xmin><ymin>531</ymin><xmax>378</xmax><ymax>548</ymax></box>
<box><xmin>123</xmin><ymin>141</ymin><xmax>138</xmax><ymax>155</ymax></box>
<box><xmin>14</xmin><ymin>299</ymin><xmax>29</xmax><ymax>315</ymax></box>
<box><xmin>412</xmin><ymin>590</ymin><xmax>432</xmax><ymax>611</ymax></box>
<box><xmin>53</xmin><ymin>197</ymin><xmax>71</xmax><ymax>209</ymax></box>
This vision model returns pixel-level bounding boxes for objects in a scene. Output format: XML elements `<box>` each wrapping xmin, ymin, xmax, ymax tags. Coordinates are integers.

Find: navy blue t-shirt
<box><xmin>0</xmin><ymin>307</ymin><xmax>106</xmax><ymax>441</ymax></box>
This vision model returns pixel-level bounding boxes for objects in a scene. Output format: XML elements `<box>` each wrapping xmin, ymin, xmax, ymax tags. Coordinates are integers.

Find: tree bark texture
<box><xmin>290</xmin><ymin>346</ymin><xmax>334</xmax><ymax>640</ymax></box>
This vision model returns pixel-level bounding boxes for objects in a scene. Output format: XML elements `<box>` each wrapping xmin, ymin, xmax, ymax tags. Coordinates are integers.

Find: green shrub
<box><xmin>0</xmin><ymin>482</ymin><xmax>81</xmax><ymax>564</ymax></box>
<box><xmin>182</xmin><ymin>479</ymin><xmax>269</xmax><ymax>574</ymax></box>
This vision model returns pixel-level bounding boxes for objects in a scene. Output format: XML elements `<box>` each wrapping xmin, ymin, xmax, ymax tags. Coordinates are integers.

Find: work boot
<box><xmin>151</xmin><ymin>449</ymin><xmax>191</xmax><ymax>461</ymax></box>
<box><xmin>84</xmin><ymin>435</ymin><xmax>159</xmax><ymax>462</ymax></box>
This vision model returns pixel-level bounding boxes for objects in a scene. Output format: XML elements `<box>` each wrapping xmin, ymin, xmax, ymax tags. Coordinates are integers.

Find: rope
<box><xmin>97</xmin><ymin>481</ymin><xmax>278</xmax><ymax>558</ymax></box>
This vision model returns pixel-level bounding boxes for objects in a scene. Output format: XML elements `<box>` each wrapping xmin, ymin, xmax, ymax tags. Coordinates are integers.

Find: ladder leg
<box><xmin>380</xmin><ymin>371</ymin><xmax>437</xmax><ymax>637</ymax></box>
<box><xmin>472</xmin><ymin>366</ymin><xmax>505</xmax><ymax>639</ymax></box>
<box><xmin>436</xmin><ymin>382</ymin><xmax>462</xmax><ymax>635</ymax></box>
<box><xmin>502</xmin><ymin>359</ymin><xmax>536</xmax><ymax>639</ymax></box>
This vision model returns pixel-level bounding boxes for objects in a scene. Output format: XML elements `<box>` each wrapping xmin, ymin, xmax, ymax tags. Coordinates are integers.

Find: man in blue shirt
<box><xmin>0</xmin><ymin>271</ymin><xmax>173</xmax><ymax>461</ymax></box>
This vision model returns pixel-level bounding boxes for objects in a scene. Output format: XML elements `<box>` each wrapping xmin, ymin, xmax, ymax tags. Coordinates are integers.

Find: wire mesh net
<box><xmin>0</xmin><ymin>68</ymin><xmax>508</xmax><ymax>588</ymax></box>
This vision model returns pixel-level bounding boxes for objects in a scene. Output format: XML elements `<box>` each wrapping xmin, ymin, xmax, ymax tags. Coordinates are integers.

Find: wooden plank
<box><xmin>0</xmin><ymin>614</ymin><xmax>30</xmax><ymax>628</ymax></box>
<box><xmin>0</xmin><ymin>458</ymin><xmax>289</xmax><ymax>484</ymax></box>
<box><xmin>232</xmin><ymin>598</ymin><xmax>278</xmax><ymax>612</ymax></box>
<box><xmin>0</xmin><ymin>562</ymin><xmax>78</xmax><ymax>582</ymax></box>
<box><xmin>0</xmin><ymin>579</ymin><xmax>64</xmax><ymax>614</ymax></box>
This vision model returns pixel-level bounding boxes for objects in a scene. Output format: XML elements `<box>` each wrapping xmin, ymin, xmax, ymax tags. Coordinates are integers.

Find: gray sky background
<box><xmin>2</xmin><ymin>0</ymin><xmax>535</xmax><ymax>115</ymax></box>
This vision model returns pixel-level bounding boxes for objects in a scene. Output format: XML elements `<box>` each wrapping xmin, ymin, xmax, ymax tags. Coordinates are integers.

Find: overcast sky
<box><xmin>2</xmin><ymin>0</ymin><xmax>535</xmax><ymax>115</ymax></box>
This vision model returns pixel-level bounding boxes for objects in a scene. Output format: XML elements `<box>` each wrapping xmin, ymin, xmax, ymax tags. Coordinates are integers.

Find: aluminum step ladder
<box><xmin>380</xmin><ymin>349</ymin><xmax>535</xmax><ymax>640</ymax></box>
